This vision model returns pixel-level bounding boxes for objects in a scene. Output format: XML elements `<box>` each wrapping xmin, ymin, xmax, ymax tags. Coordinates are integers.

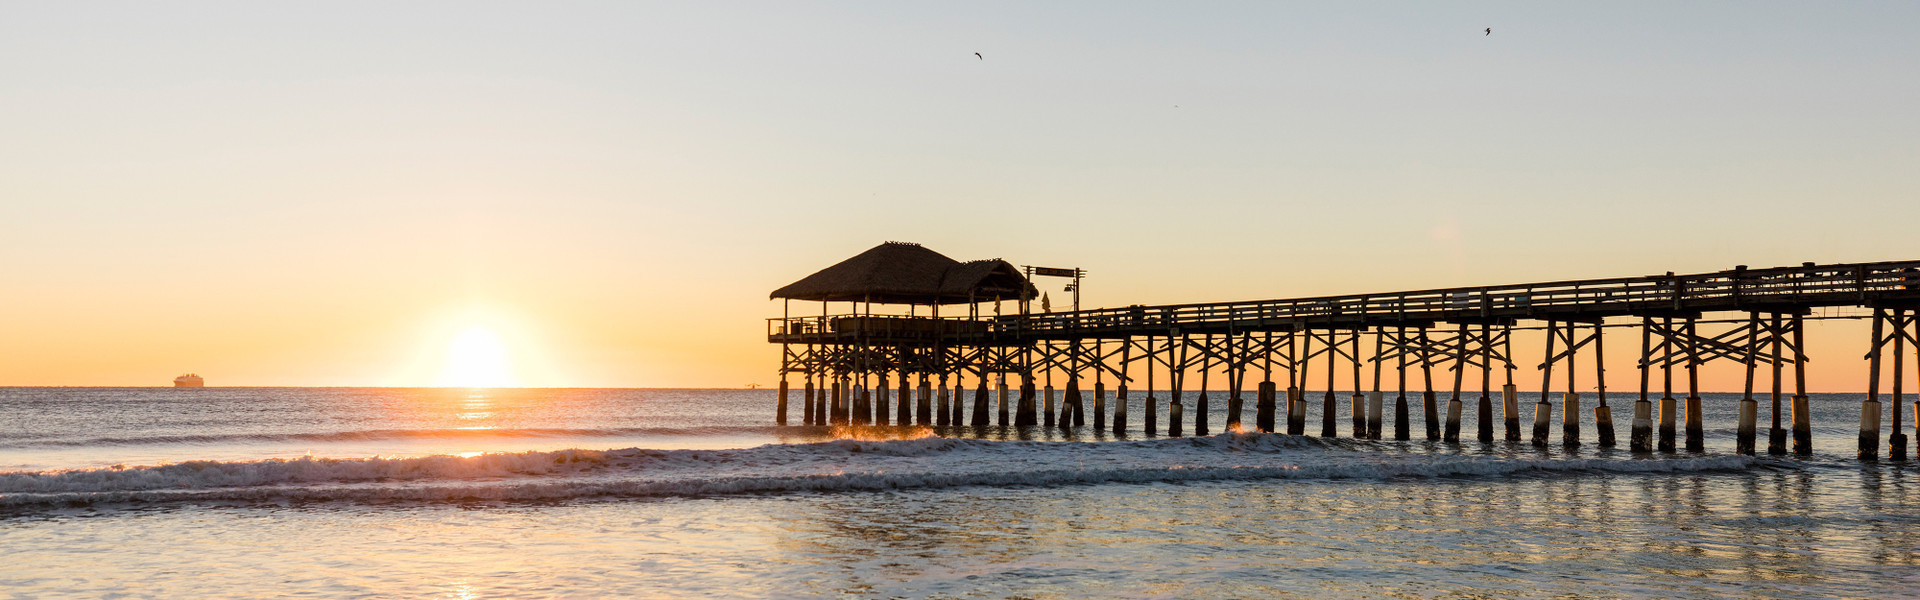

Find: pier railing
<box><xmin>770</xmin><ymin>260</ymin><xmax>1920</xmax><ymax>344</ymax></box>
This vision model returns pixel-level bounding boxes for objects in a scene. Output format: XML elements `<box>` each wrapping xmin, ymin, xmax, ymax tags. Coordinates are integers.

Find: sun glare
<box><xmin>436</xmin><ymin>326</ymin><xmax>518</xmax><ymax>387</ymax></box>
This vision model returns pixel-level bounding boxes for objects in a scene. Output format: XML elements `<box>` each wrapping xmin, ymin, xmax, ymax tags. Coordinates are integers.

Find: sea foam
<box><xmin>0</xmin><ymin>433</ymin><xmax>1756</xmax><ymax>509</ymax></box>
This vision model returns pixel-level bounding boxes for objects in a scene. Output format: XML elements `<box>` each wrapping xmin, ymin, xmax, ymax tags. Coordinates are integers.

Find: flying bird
<box><xmin>1485</xmin><ymin>28</ymin><xmax>1491</xmax><ymax>36</ymax></box>
<box><xmin>975</xmin><ymin>52</ymin><xmax>983</xmax><ymax>60</ymax></box>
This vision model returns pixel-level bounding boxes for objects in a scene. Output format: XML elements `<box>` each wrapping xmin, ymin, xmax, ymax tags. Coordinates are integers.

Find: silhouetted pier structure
<box><xmin>770</xmin><ymin>242</ymin><xmax>1920</xmax><ymax>460</ymax></box>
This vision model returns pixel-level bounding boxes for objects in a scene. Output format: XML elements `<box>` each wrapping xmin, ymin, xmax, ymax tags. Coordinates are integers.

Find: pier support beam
<box><xmin>1368</xmin><ymin>392</ymin><xmax>1384</xmax><ymax>440</ymax></box>
<box><xmin>1114</xmin><ymin>384</ymin><xmax>1129</xmax><ymax>434</ymax></box>
<box><xmin>949</xmin><ymin>380</ymin><xmax>965</xmax><ymax>427</ymax></box>
<box><xmin>1792</xmin><ymin>314</ymin><xmax>1812</xmax><ymax>456</ymax></box>
<box><xmin>1738</xmin><ymin>314</ymin><xmax>1760</xmax><ymax>455</ymax></box>
<box><xmin>917</xmin><ymin>376</ymin><xmax>933</xmax><ymax>426</ymax></box>
<box><xmin>803</xmin><ymin>376</ymin><xmax>816</xmax><ymax>426</ymax></box>
<box><xmin>1564</xmin><ymin>393</ymin><xmax>1581</xmax><ymax>447</ymax></box>
<box><xmin>1595</xmin><ymin>322</ymin><xmax>1616</xmax><ymax>448</ymax></box>
<box><xmin>973</xmin><ymin>376</ymin><xmax>991</xmax><ymax>427</ymax></box>
<box><xmin>1769</xmin><ymin>314</ymin><xmax>1788</xmax><ymax>455</ymax></box>
<box><xmin>874</xmin><ymin>373</ymin><xmax>889</xmax><ymax>426</ymax></box>
<box><xmin>1503</xmin><ymin>384</ymin><xmax>1520</xmax><ymax>442</ymax></box>
<box><xmin>1257</xmin><ymin>381</ymin><xmax>1276</xmax><ymax>433</ymax></box>
<box><xmin>1016</xmin><ymin>377</ymin><xmax>1037</xmax><ymax>427</ymax></box>
<box><xmin>1632</xmin><ymin>398</ymin><xmax>1653</xmax><ymax>453</ymax></box>
<box><xmin>1287</xmin><ymin>387</ymin><xmax>1304</xmax><ymax>436</ymax></box>
<box><xmin>1064</xmin><ymin>379</ymin><xmax>1083</xmax><ymax>430</ymax></box>
<box><xmin>833</xmin><ymin>377</ymin><xmax>847</xmax><ymax>426</ymax></box>
<box><xmin>1863</xmin><ymin>309</ymin><xmax>1887</xmax><ymax>460</ymax></box>
<box><xmin>777</xmin><ymin>378</ymin><xmax>789</xmax><ymax>426</ymax></box>
<box><xmin>1892</xmin><ymin>308</ymin><xmax>1910</xmax><ymax>461</ymax></box>
<box><xmin>1685</xmin><ymin>318</ymin><xmax>1704</xmax><ymax>453</ymax></box>
<box><xmin>898</xmin><ymin>375</ymin><xmax>912</xmax><ymax>426</ymax></box>
<box><xmin>1042</xmin><ymin>383</ymin><xmax>1054</xmax><ymax>428</ymax></box>
<box><xmin>1093</xmin><ymin>381</ymin><xmax>1107</xmax><ymax>431</ymax></box>
<box><xmin>998</xmin><ymin>375</ymin><xmax>1010</xmax><ymax>427</ymax></box>
<box><xmin>1633</xmin><ymin>320</ymin><xmax>1653</xmax><ymax>453</ymax></box>
<box><xmin>860</xmin><ymin>382</ymin><xmax>873</xmax><ymax>425</ymax></box>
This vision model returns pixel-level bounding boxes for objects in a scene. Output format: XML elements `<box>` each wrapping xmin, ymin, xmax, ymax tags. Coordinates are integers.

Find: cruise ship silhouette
<box><xmin>173</xmin><ymin>373</ymin><xmax>204</xmax><ymax>387</ymax></box>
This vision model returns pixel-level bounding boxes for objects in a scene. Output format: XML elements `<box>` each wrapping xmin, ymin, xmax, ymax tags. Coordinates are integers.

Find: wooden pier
<box><xmin>770</xmin><ymin>242</ymin><xmax>1920</xmax><ymax>460</ymax></box>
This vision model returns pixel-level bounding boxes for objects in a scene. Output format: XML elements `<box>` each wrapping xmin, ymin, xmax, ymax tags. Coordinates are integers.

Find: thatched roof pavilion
<box><xmin>771</xmin><ymin>242</ymin><xmax>1035</xmax><ymax>305</ymax></box>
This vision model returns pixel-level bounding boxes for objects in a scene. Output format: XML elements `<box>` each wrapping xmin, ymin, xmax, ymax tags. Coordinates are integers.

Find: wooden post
<box><xmin>1325</xmin><ymin>331</ymin><xmax>1340</xmax><ymax>438</ymax></box>
<box><xmin>898</xmin><ymin>373</ymin><xmax>912</xmax><ymax>426</ymax></box>
<box><xmin>1737</xmin><ymin>314</ymin><xmax>1759</xmax><ymax>455</ymax></box>
<box><xmin>1863</xmin><ymin>309</ymin><xmax>1885</xmax><ymax>460</ymax></box>
<box><xmin>1093</xmin><ymin>381</ymin><xmax>1107</xmax><ymax>431</ymax></box>
<box><xmin>817</xmin><ymin>371</ymin><xmax>830</xmax><ymax>426</ymax></box>
<box><xmin>1478</xmin><ymin>323</ymin><xmax>1494</xmax><ymax>444</ymax></box>
<box><xmin>1042</xmin><ymin>371</ymin><xmax>1055</xmax><ymax>428</ymax></box>
<box><xmin>973</xmin><ymin>373</ymin><xmax>991</xmax><ymax>427</ymax></box>
<box><xmin>1594</xmin><ymin>320</ymin><xmax>1616</xmax><ymax>447</ymax></box>
<box><xmin>1564</xmin><ymin>323</ymin><xmax>1581</xmax><ymax>448</ymax></box>
<box><xmin>1258</xmin><ymin>380</ymin><xmax>1277</xmax><ymax>433</ymax></box>
<box><xmin>1167</xmin><ymin>334</ymin><xmax>1182</xmax><ymax>432</ymax></box>
<box><xmin>1396</xmin><ymin>325</ymin><xmax>1411</xmax><ymax>441</ymax></box>
<box><xmin>1503</xmin><ymin>379</ymin><xmax>1521</xmax><ymax>442</ymax></box>
<box><xmin>1685</xmin><ymin>318</ymin><xmax>1703</xmax><ymax>452</ymax></box>
<box><xmin>1197</xmin><ymin>336</ymin><xmax>1212</xmax><ymax>436</ymax></box>
<box><xmin>1792</xmin><ymin>314</ymin><xmax>1812</xmax><ymax>455</ymax></box>
<box><xmin>832</xmin><ymin>377</ymin><xmax>847</xmax><ymax>426</ymax></box>
<box><xmin>1446</xmin><ymin>323</ymin><xmax>1466</xmax><ymax>443</ymax></box>
<box><xmin>1116</xmin><ymin>339</ymin><xmax>1132</xmax><ymax>434</ymax></box>
<box><xmin>917</xmin><ymin>375</ymin><xmax>933</xmax><ymax>426</ymax></box>
<box><xmin>1893</xmin><ymin>309</ymin><xmax>1909</xmax><ymax>461</ymax></box>
<box><xmin>854</xmin><ymin>384</ymin><xmax>871</xmax><ymax>426</ymax></box>
<box><xmin>873</xmin><ymin>372</ymin><xmax>889</xmax><ymax>426</ymax></box>
<box><xmin>950</xmin><ymin>379</ymin><xmax>965</xmax><ymax>427</ymax></box>
<box><xmin>1659</xmin><ymin>317</ymin><xmax>1678</xmax><ymax>453</ymax></box>
<box><xmin>1353</xmin><ymin>330</ymin><xmax>1367</xmax><ymax>439</ymax></box>
<box><xmin>1258</xmin><ymin>332</ymin><xmax>1275</xmax><ymax>433</ymax></box>
<box><xmin>1064</xmin><ymin>378</ymin><xmax>1082</xmax><ymax>431</ymax></box>
<box><xmin>777</xmin><ymin>376</ymin><xmax>790</xmax><ymax>426</ymax></box>
<box><xmin>1145</xmin><ymin>336</ymin><xmax>1159</xmax><ymax>435</ymax></box>
<box><xmin>1228</xmin><ymin>335</ymin><xmax>1244</xmax><ymax>429</ymax></box>
<box><xmin>1535</xmin><ymin>321</ymin><xmax>1557</xmax><ymax>447</ymax></box>
<box><xmin>1292</xmin><ymin>329</ymin><xmax>1309</xmax><ymax>436</ymax></box>
<box><xmin>997</xmin><ymin>373</ymin><xmax>1010</xmax><ymax>427</ymax></box>
<box><xmin>1769</xmin><ymin>313</ymin><xmax>1787</xmax><ymax>455</ymax></box>
<box><xmin>803</xmin><ymin>374</ymin><xmax>816</xmax><ymax>426</ymax></box>
<box><xmin>1632</xmin><ymin>317</ymin><xmax>1654</xmax><ymax>453</ymax></box>
<box><xmin>1421</xmin><ymin>326</ymin><xmax>1439</xmax><ymax>441</ymax></box>
<box><xmin>1017</xmin><ymin>374</ymin><xmax>1038</xmax><ymax>427</ymax></box>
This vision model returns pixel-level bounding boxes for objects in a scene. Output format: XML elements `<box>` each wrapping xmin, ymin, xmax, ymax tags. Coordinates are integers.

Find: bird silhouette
<box><xmin>1485</xmin><ymin>28</ymin><xmax>1491</xmax><ymax>36</ymax></box>
<box><xmin>974</xmin><ymin>52</ymin><xmax>983</xmax><ymax>60</ymax></box>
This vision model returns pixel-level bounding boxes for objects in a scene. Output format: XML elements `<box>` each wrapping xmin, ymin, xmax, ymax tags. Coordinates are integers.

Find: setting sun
<box><xmin>435</xmin><ymin>326</ymin><xmax>518</xmax><ymax>388</ymax></box>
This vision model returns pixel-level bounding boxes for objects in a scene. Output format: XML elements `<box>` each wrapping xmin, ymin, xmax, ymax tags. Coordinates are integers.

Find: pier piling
<box><xmin>1257</xmin><ymin>381</ymin><xmax>1276</xmax><ymax>433</ymax></box>
<box><xmin>973</xmin><ymin>376</ymin><xmax>991</xmax><ymax>427</ymax></box>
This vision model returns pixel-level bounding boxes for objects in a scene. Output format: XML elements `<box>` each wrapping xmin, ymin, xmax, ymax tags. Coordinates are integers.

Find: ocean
<box><xmin>2</xmin><ymin>387</ymin><xmax>1915</xmax><ymax>599</ymax></box>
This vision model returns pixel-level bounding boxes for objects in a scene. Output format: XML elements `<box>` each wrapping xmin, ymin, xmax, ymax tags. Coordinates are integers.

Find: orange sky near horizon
<box><xmin>3</xmin><ymin>3</ymin><xmax>1917</xmax><ymax>391</ymax></box>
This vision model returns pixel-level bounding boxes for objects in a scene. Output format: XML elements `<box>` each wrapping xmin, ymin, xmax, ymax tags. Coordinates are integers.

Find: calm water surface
<box><xmin>2</xmin><ymin>388</ymin><xmax>1915</xmax><ymax>598</ymax></box>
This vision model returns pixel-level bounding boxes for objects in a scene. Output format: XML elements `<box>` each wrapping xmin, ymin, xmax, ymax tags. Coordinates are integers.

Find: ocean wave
<box><xmin>0</xmin><ymin>433</ymin><xmax>1758</xmax><ymax>509</ymax></box>
<box><xmin>0</xmin><ymin>426</ymin><xmax>777</xmax><ymax>448</ymax></box>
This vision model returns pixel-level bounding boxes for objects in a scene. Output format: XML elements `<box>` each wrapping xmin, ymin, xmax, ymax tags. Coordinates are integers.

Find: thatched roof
<box><xmin>771</xmin><ymin>242</ymin><xmax>1037</xmax><ymax>304</ymax></box>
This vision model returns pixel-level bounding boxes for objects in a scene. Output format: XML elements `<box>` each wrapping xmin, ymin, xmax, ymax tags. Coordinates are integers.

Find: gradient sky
<box><xmin>4</xmin><ymin>2</ymin><xmax>1917</xmax><ymax>389</ymax></box>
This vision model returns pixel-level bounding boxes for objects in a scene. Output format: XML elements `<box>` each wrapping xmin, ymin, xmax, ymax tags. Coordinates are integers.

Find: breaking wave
<box><xmin>0</xmin><ymin>426</ymin><xmax>775</xmax><ymax>448</ymax></box>
<box><xmin>0</xmin><ymin>433</ymin><xmax>1757</xmax><ymax>510</ymax></box>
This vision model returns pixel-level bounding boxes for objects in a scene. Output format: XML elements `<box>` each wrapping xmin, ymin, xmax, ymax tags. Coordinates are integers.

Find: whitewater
<box><xmin>1</xmin><ymin>433</ymin><xmax>1758</xmax><ymax>508</ymax></box>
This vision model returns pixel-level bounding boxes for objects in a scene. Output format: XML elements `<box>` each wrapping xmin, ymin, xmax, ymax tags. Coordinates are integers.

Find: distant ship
<box><xmin>173</xmin><ymin>373</ymin><xmax>204</xmax><ymax>387</ymax></box>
